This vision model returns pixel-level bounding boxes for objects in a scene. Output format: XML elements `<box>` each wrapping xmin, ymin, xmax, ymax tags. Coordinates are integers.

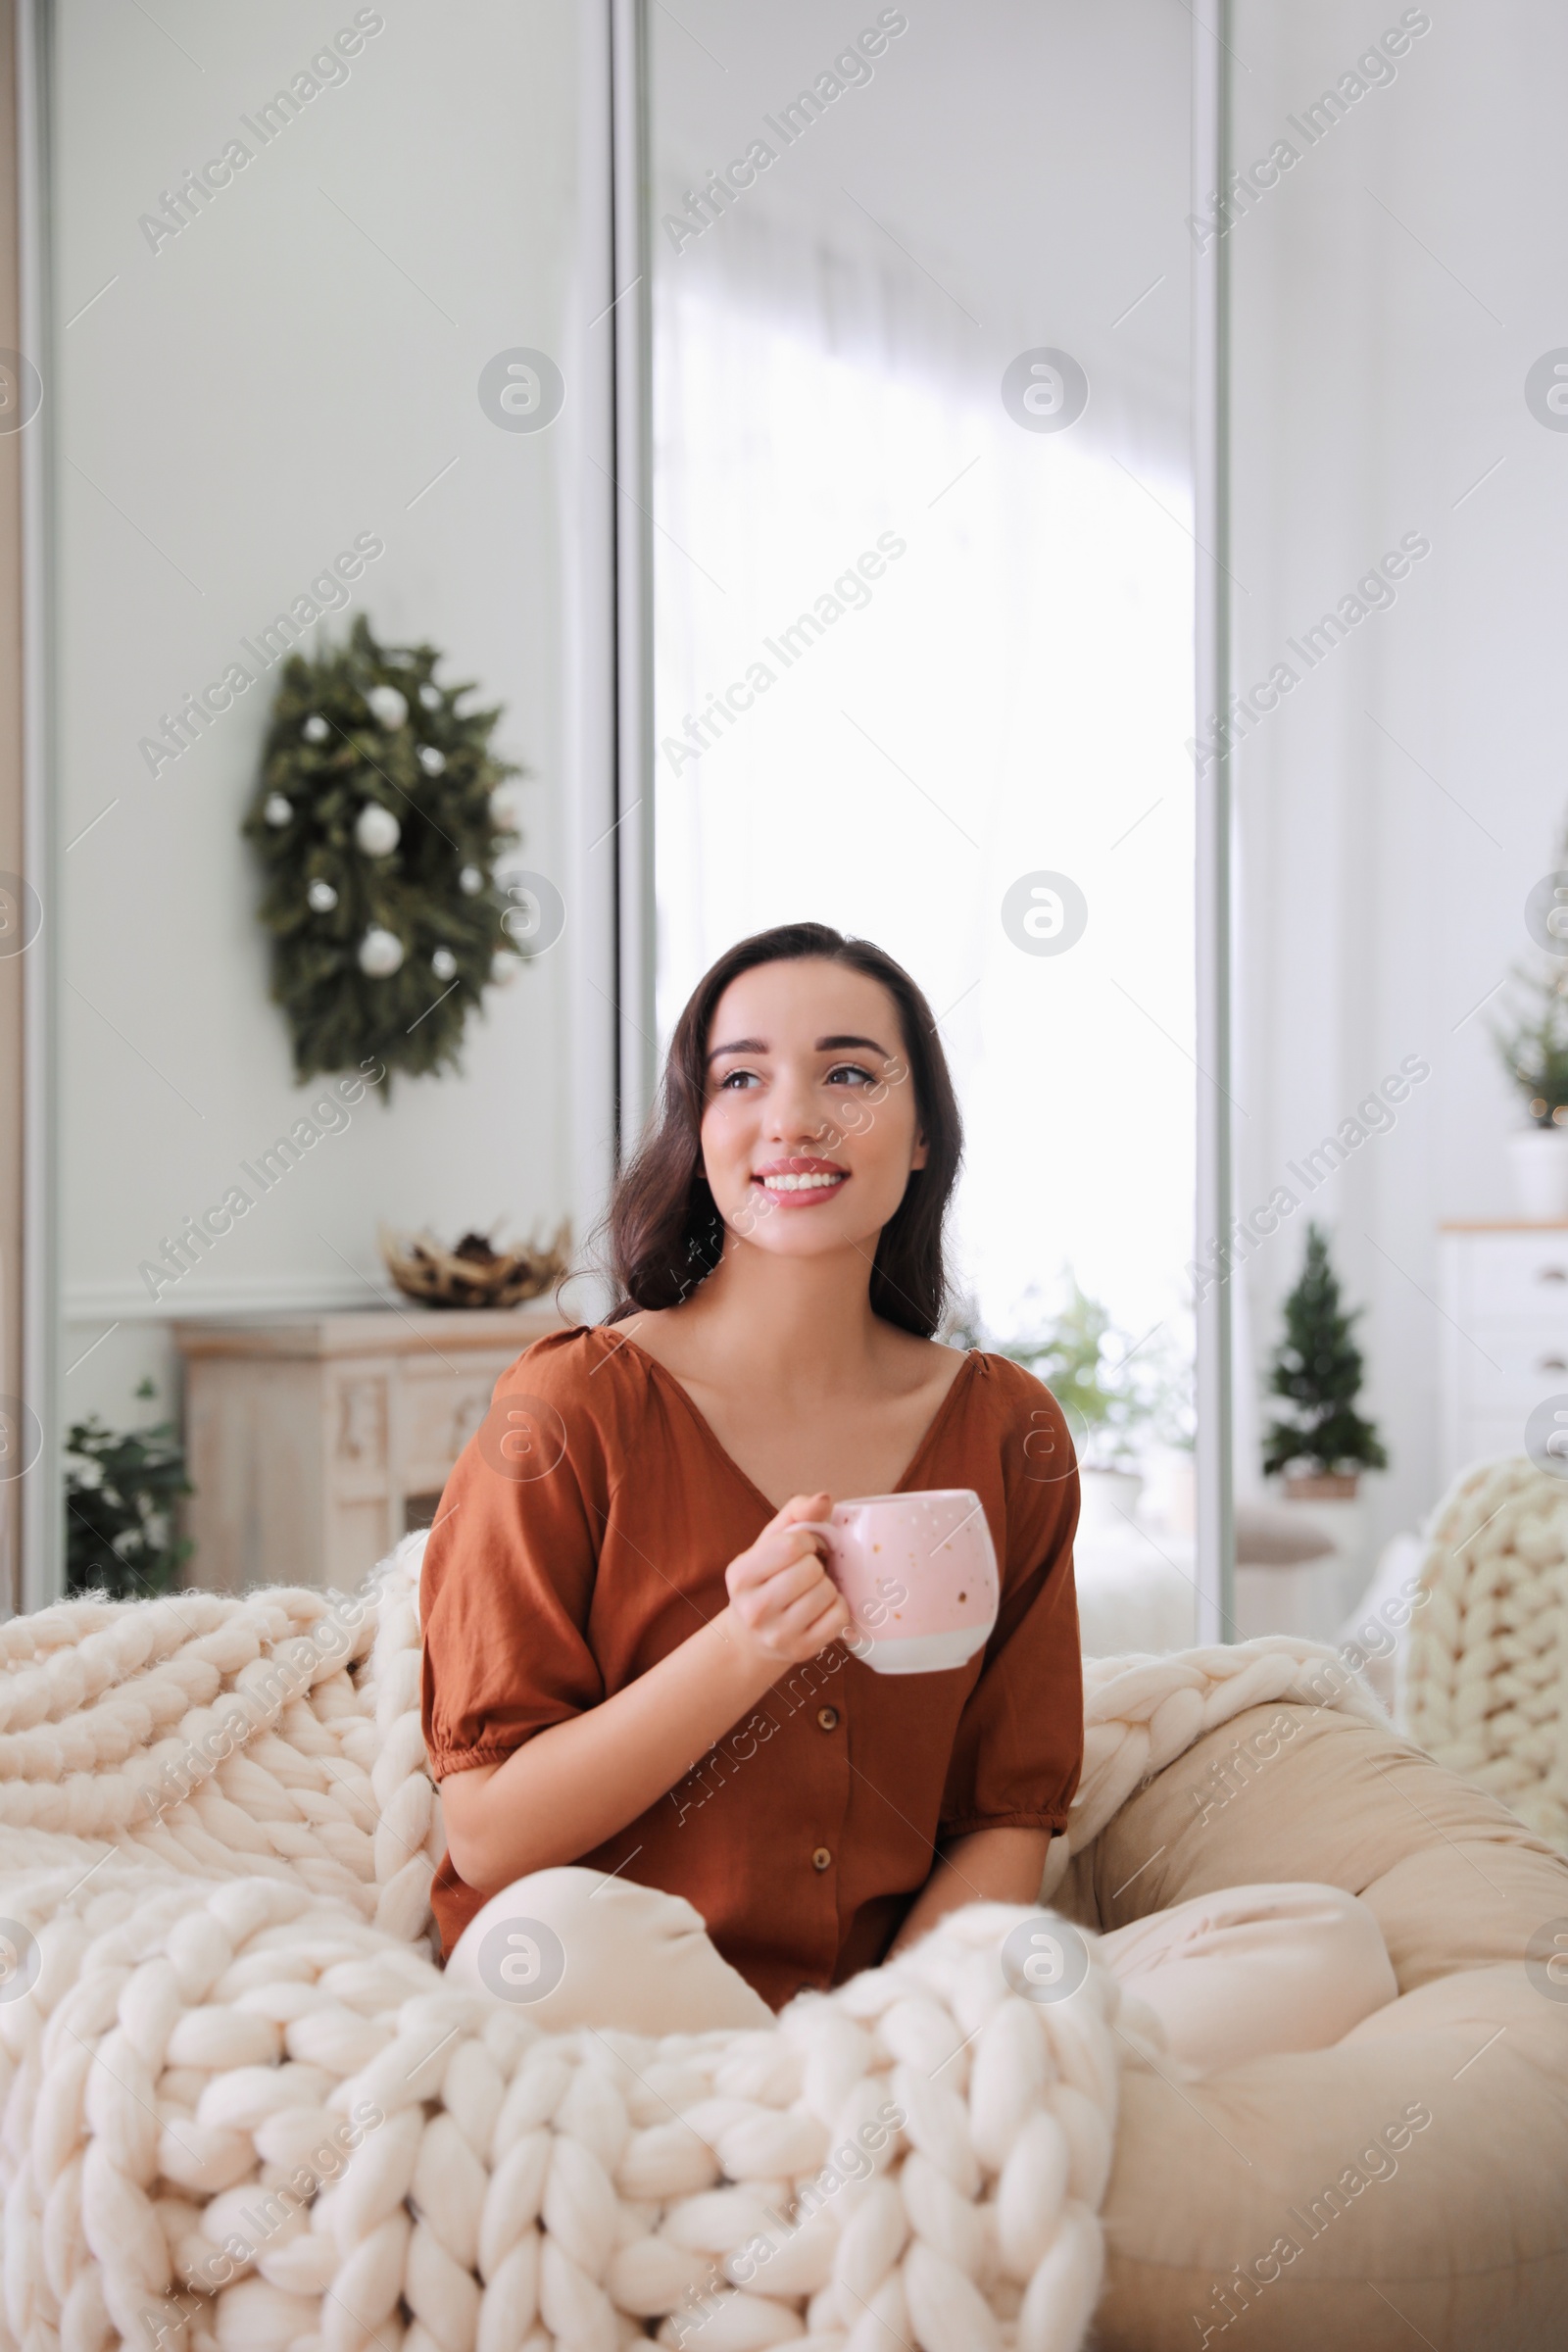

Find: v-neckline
<box><xmin>608</xmin><ymin>1329</ymin><xmax>982</xmax><ymax>1519</ymax></box>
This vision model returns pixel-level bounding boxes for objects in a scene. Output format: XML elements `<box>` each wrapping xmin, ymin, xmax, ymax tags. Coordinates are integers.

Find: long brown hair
<box><xmin>604</xmin><ymin>922</ymin><xmax>962</xmax><ymax>1336</ymax></box>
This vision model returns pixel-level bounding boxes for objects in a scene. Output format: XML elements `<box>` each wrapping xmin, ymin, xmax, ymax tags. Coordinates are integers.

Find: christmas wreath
<box><xmin>242</xmin><ymin>614</ymin><xmax>526</xmax><ymax>1088</ymax></box>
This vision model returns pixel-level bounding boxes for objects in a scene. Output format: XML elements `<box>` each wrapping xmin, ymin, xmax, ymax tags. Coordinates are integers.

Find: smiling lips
<box><xmin>754</xmin><ymin>1155</ymin><xmax>849</xmax><ymax>1205</ymax></box>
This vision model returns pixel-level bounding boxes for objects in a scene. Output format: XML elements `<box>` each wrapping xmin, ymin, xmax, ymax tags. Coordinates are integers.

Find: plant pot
<box><xmin>1283</xmin><ymin>1472</ymin><xmax>1359</xmax><ymax>1499</ymax></box>
<box><xmin>1077</xmin><ymin>1466</ymin><xmax>1144</xmax><ymax>1534</ymax></box>
<box><xmin>1507</xmin><ymin>1127</ymin><xmax>1568</xmax><ymax>1222</ymax></box>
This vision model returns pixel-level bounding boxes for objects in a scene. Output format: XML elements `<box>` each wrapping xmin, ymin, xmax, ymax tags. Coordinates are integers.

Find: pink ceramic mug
<box><xmin>800</xmin><ymin>1489</ymin><xmax>1001</xmax><ymax>1675</ymax></box>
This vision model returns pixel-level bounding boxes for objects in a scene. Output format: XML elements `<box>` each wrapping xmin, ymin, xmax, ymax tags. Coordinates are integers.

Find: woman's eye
<box><xmin>717</xmin><ymin>1068</ymin><xmax>759</xmax><ymax>1090</ymax></box>
<box><xmin>825</xmin><ymin>1064</ymin><xmax>875</xmax><ymax>1087</ymax></box>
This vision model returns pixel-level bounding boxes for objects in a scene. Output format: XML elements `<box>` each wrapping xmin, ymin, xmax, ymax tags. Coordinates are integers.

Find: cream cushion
<box><xmin>1059</xmin><ymin>1700</ymin><xmax>1568</xmax><ymax>2348</ymax></box>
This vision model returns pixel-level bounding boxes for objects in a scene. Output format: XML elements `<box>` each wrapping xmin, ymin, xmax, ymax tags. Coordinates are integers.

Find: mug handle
<box><xmin>794</xmin><ymin>1519</ymin><xmax>837</xmax><ymax>1551</ymax></box>
<box><xmin>794</xmin><ymin>1521</ymin><xmax>844</xmax><ymax>1585</ymax></box>
<box><xmin>793</xmin><ymin>1521</ymin><xmax>876</xmax><ymax>1652</ymax></box>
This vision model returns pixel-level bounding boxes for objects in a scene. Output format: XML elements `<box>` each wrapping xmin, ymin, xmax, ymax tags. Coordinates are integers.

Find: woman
<box><xmin>424</xmin><ymin>923</ymin><xmax>1394</xmax><ymax>2071</ymax></box>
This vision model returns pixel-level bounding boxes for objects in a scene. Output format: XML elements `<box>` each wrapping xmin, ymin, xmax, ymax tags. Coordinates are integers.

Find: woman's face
<box><xmin>699</xmin><ymin>957</ymin><xmax>927</xmax><ymax>1261</ymax></box>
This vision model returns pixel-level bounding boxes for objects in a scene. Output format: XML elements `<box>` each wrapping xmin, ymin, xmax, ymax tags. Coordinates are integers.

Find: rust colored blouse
<box><xmin>421</xmin><ymin>1326</ymin><xmax>1083</xmax><ymax>2011</ymax></box>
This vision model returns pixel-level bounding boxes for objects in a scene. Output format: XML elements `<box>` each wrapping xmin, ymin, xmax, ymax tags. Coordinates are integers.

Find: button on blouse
<box><xmin>420</xmin><ymin>1326</ymin><xmax>1083</xmax><ymax>2012</ymax></box>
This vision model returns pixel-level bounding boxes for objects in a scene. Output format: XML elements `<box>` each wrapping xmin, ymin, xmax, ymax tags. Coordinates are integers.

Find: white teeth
<box><xmin>760</xmin><ymin>1171</ymin><xmax>844</xmax><ymax>1192</ymax></box>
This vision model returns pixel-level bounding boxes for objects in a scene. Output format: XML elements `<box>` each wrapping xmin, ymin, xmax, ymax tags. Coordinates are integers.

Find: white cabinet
<box><xmin>1439</xmin><ymin>1225</ymin><xmax>1568</xmax><ymax>1484</ymax></box>
<box><xmin>173</xmin><ymin>1306</ymin><xmax>567</xmax><ymax>1595</ymax></box>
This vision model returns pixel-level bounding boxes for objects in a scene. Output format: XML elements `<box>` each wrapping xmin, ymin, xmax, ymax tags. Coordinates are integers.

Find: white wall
<box><xmin>1229</xmin><ymin>1</ymin><xmax>1568</xmax><ymax>1550</ymax></box>
<box><xmin>51</xmin><ymin>1</ymin><xmax>597</xmax><ymax>1441</ymax></box>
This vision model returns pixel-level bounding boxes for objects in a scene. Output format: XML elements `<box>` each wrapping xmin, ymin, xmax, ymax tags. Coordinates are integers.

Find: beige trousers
<box><xmin>444</xmin><ymin>1869</ymin><xmax>1396</xmax><ymax>2075</ymax></box>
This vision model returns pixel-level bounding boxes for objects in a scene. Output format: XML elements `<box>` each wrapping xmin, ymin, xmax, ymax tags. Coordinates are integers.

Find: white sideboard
<box><xmin>1439</xmin><ymin>1223</ymin><xmax>1568</xmax><ymax>1485</ymax></box>
<box><xmin>173</xmin><ymin>1305</ymin><xmax>568</xmax><ymax>1595</ymax></box>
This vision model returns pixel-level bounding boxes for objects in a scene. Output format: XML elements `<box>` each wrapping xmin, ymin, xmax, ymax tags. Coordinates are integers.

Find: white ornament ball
<box><xmin>366</xmin><ymin>683</ymin><xmax>409</xmax><ymax>729</ymax></box>
<box><xmin>430</xmin><ymin>947</ymin><xmax>458</xmax><ymax>981</ymax></box>
<box><xmin>307</xmin><ymin>879</ymin><xmax>339</xmax><ymax>912</ymax></box>
<box><xmin>358</xmin><ymin>927</ymin><xmax>405</xmax><ymax>977</ymax></box>
<box><xmin>491</xmin><ymin>952</ymin><xmax>523</xmax><ymax>985</ymax></box>
<box><xmin>418</xmin><ymin>683</ymin><xmax>442</xmax><ymax>710</ymax></box>
<box><xmin>417</xmin><ymin>745</ymin><xmax>447</xmax><ymax>776</ymax></box>
<box><xmin>263</xmin><ymin>793</ymin><xmax>292</xmax><ymax>827</ymax></box>
<box><xmin>489</xmin><ymin>784</ymin><xmax>520</xmax><ymax>828</ymax></box>
<box><xmin>302</xmin><ymin>714</ymin><xmax>329</xmax><ymax>743</ymax></box>
<box><xmin>459</xmin><ymin>863</ymin><xmax>483</xmax><ymax>895</ymax></box>
<box><xmin>354</xmin><ymin>803</ymin><xmax>402</xmax><ymax>857</ymax></box>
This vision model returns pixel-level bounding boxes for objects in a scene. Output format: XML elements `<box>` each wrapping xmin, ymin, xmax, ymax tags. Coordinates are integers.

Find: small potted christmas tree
<box><xmin>1493</xmin><ymin>960</ymin><xmax>1568</xmax><ymax>1220</ymax></box>
<box><xmin>1261</xmin><ymin>1223</ymin><xmax>1388</xmax><ymax>1497</ymax></box>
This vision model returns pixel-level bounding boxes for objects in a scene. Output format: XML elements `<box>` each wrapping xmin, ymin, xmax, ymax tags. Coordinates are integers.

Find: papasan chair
<box><xmin>0</xmin><ymin>1522</ymin><xmax>1563</xmax><ymax>2352</ymax></box>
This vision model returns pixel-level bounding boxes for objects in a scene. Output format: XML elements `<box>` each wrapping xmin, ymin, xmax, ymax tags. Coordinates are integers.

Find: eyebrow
<box><xmin>707</xmin><ymin>1033</ymin><xmax>892</xmax><ymax>1062</ymax></box>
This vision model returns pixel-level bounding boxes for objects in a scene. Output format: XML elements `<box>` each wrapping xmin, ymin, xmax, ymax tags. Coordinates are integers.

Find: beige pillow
<box><xmin>1057</xmin><ymin>1701</ymin><xmax>1568</xmax><ymax>2346</ymax></box>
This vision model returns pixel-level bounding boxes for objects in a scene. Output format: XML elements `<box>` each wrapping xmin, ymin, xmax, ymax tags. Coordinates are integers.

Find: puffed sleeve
<box><xmin>420</xmin><ymin>1330</ymin><xmax>612</xmax><ymax>1779</ymax></box>
<box><xmin>937</xmin><ymin>1360</ymin><xmax>1084</xmax><ymax>1838</ymax></box>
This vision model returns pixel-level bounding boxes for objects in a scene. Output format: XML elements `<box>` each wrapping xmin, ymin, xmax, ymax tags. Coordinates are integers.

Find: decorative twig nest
<box><xmin>377</xmin><ymin>1219</ymin><xmax>569</xmax><ymax>1309</ymax></box>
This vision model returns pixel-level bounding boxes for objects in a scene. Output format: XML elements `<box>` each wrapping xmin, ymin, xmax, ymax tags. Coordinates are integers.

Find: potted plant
<box><xmin>1493</xmin><ymin>963</ymin><xmax>1568</xmax><ymax>1220</ymax></box>
<box><xmin>1261</xmin><ymin>1224</ymin><xmax>1387</xmax><ymax>1497</ymax></box>
<box><xmin>64</xmin><ymin>1378</ymin><xmax>194</xmax><ymax>1597</ymax></box>
<box><xmin>1000</xmin><ymin>1274</ymin><xmax>1177</xmax><ymax>1528</ymax></box>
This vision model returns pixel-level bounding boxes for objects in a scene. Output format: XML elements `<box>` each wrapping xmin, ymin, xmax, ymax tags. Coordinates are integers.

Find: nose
<box><xmin>765</xmin><ymin>1063</ymin><xmax>836</xmax><ymax>1149</ymax></box>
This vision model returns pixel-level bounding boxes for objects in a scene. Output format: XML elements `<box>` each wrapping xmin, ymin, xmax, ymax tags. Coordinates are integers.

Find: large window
<box><xmin>648</xmin><ymin>1</ymin><xmax>1199</xmax><ymax>1612</ymax></box>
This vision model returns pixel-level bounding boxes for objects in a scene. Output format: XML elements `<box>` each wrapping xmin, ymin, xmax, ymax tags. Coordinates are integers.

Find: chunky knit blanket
<box><xmin>1401</xmin><ymin>1453</ymin><xmax>1568</xmax><ymax>1849</ymax></box>
<box><xmin>0</xmin><ymin>1538</ymin><xmax>1382</xmax><ymax>2352</ymax></box>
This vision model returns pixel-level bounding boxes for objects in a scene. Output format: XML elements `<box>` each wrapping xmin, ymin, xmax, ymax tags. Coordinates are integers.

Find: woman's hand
<box><xmin>722</xmin><ymin>1493</ymin><xmax>852</xmax><ymax>1669</ymax></box>
<box><xmin>442</xmin><ymin>1495</ymin><xmax>854</xmax><ymax>1895</ymax></box>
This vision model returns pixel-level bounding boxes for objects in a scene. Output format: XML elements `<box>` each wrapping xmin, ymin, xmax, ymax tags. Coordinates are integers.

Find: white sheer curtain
<box><xmin>652</xmin><ymin>212</ymin><xmax>1195</xmax><ymax>1367</ymax></box>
